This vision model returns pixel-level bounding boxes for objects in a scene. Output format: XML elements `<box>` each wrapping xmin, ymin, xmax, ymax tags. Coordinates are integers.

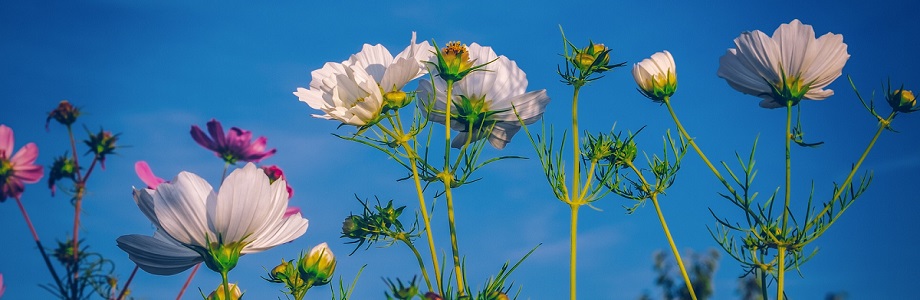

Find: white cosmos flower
<box><xmin>295</xmin><ymin>32</ymin><xmax>434</xmax><ymax>125</ymax></box>
<box><xmin>717</xmin><ymin>19</ymin><xmax>849</xmax><ymax>108</ymax></box>
<box><xmin>417</xmin><ymin>43</ymin><xmax>551</xmax><ymax>150</ymax></box>
<box><xmin>117</xmin><ymin>163</ymin><xmax>308</xmax><ymax>275</ymax></box>
<box><xmin>632</xmin><ymin>50</ymin><xmax>677</xmax><ymax>102</ymax></box>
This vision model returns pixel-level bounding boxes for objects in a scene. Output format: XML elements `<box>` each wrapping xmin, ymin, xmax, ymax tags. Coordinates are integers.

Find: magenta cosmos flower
<box><xmin>190</xmin><ymin>119</ymin><xmax>277</xmax><ymax>164</ymax></box>
<box><xmin>0</xmin><ymin>125</ymin><xmax>44</xmax><ymax>202</ymax></box>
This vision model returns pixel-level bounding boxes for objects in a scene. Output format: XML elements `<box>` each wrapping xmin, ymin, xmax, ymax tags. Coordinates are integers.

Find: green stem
<box><xmin>401</xmin><ymin>237</ymin><xmax>434</xmax><ymax>291</ymax></box>
<box><xmin>626</xmin><ymin>162</ymin><xmax>698</xmax><ymax>300</ymax></box>
<box><xmin>651</xmin><ymin>196</ymin><xmax>698</xmax><ymax>300</ymax></box>
<box><xmin>405</xmin><ymin>146</ymin><xmax>442</xmax><ymax>293</ymax></box>
<box><xmin>220</xmin><ymin>162</ymin><xmax>230</xmax><ymax>186</ymax></box>
<box><xmin>802</xmin><ymin>111</ymin><xmax>896</xmax><ymax>236</ymax></box>
<box><xmin>781</xmin><ymin>102</ymin><xmax>792</xmax><ymax>231</ymax></box>
<box><xmin>663</xmin><ymin>98</ymin><xmax>740</xmax><ymax>199</ymax></box>
<box><xmin>569</xmin><ymin>85</ymin><xmax>582</xmax><ymax>300</ymax></box>
<box><xmin>442</xmin><ymin>80</ymin><xmax>465</xmax><ymax>294</ymax></box>
<box><xmin>221</xmin><ymin>270</ymin><xmax>231</xmax><ymax>300</ymax></box>
<box><xmin>777</xmin><ymin>246</ymin><xmax>786</xmax><ymax>299</ymax></box>
<box><xmin>569</xmin><ymin>204</ymin><xmax>579</xmax><ymax>300</ymax></box>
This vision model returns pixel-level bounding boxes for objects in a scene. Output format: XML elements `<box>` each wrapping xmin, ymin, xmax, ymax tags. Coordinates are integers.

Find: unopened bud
<box><xmin>206</xmin><ymin>283</ymin><xmax>242</xmax><ymax>300</ymax></box>
<box><xmin>299</xmin><ymin>242</ymin><xmax>336</xmax><ymax>286</ymax></box>
<box><xmin>46</xmin><ymin>100</ymin><xmax>81</xmax><ymax>129</ymax></box>
<box><xmin>888</xmin><ymin>88</ymin><xmax>917</xmax><ymax>113</ymax></box>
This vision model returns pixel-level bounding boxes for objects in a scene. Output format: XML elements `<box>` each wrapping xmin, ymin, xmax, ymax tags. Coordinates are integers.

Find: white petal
<box><xmin>487</xmin><ymin>122</ymin><xmax>523</xmax><ymax>150</ymax></box>
<box><xmin>380</xmin><ymin>56</ymin><xmax>422</xmax><ymax>91</ymax></box>
<box><xmin>717</xmin><ymin>49</ymin><xmax>773</xmax><ymax>97</ymax></box>
<box><xmin>773</xmin><ymin>19</ymin><xmax>814</xmax><ymax>78</ymax></box>
<box><xmin>133</xmin><ymin>188</ymin><xmax>159</xmax><ymax>226</ymax></box>
<box><xmin>116</xmin><ymin>234</ymin><xmax>202</xmax><ymax>275</ymax></box>
<box><xmin>347</xmin><ymin>44</ymin><xmax>394</xmax><ymax>83</ymax></box>
<box><xmin>491</xmin><ymin>90</ymin><xmax>551</xmax><ymax>123</ymax></box>
<box><xmin>212</xmin><ymin>163</ymin><xmax>282</xmax><ymax>244</ymax></box>
<box><xmin>154</xmin><ymin>172</ymin><xmax>215</xmax><ymax>248</ymax></box>
<box><xmin>244</xmin><ymin>214</ymin><xmax>309</xmax><ymax>253</ymax></box>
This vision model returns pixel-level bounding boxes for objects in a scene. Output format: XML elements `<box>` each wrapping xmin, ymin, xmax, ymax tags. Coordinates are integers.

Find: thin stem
<box><xmin>802</xmin><ymin>111</ymin><xmax>897</xmax><ymax>236</ymax></box>
<box><xmin>569</xmin><ymin>204</ymin><xmax>579</xmax><ymax>300</ymax></box>
<box><xmin>651</xmin><ymin>196</ymin><xmax>698</xmax><ymax>300</ymax></box>
<box><xmin>117</xmin><ymin>265</ymin><xmax>139</xmax><ymax>300</ymax></box>
<box><xmin>571</xmin><ymin>86</ymin><xmax>582</xmax><ymax>203</ymax></box>
<box><xmin>400</xmin><ymin>237</ymin><xmax>434</xmax><ymax>291</ymax></box>
<box><xmin>220</xmin><ymin>162</ymin><xmax>230</xmax><ymax>186</ymax></box>
<box><xmin>777</xmin><ymin>246</ymin><xmax>786</xmax><ymax>299</ymax></box>
<box><xmin>568</xmin><ymin>85</ymin><xmax>583</xmax><ymax>300</ymax></box>
<box><xmin>442</xmin><ymin>80</ymin><xmax>465</xmax><ymax>294</ymax></box>
<box><xmin>15</xmin><ymin>196</ymin><xmax>66</xmax><ymax>296</ymax></box>
<box><xmin>781</xmin><ymin>102</ymin><xmax>792</xmax><ymax>231</ymax></box>
<box><xmin>759</xmin><ymin>267</ymin><xmax>768</xmax><ymax>300</ymax></box>
<box><xmin>404</xmin><ymin>145</ymin><xmax>442</xmax><ymax>293</ymax></box>
<box><xmin>176</xmin><ymin>263</ymin><xmax>201</xmax><ymax>300</ymax></box>
<box><xmin>221</xmin><ymin>270</ymin><xmax>231</xmax><ymax>300</ymax></box>
<box><xmin>663</xmin><ymin>98</ymin><xmax>739</xmax><ymax>197</ymax></box>
<box><xmin>72</xmin><ymin>157</ymin><xmax>97</xmax><ymax>273</ymax></box>
<box><xmin>626</xmin><ymin>162</ymin><xmax>698</xmax><ymax>300</ymax></box>
<box><xmin>579</xmin><ymin>160</ymin><xmax>598</xmax><ymax>201</ymax></box>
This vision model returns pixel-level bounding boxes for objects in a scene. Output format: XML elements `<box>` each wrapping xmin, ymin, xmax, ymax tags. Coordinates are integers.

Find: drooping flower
<box><xmin>294</xmin><ymin>32</ymin><xmax>434</xmax><ymax>125</ymax></box>
<box><xmin>46</xmin><ymin>100</ymin><xmax>81</xmax><ymax>130</ymax></box>
<box><xmin>633</xmin><ymin>50</ymin><xmax>677</xmax><ymax>102</ymax></box>
<box><xmin>134</xmin><ymin>161</ymin><xmax>166</xmax><ymax>189</ymax></box>
<box><xmin>0</xmin><ymin>125</ymin><xmax>43</xmax><ymax>202</ymax></box>
<box><xmin>417</xmin><ymin>43</ymin><xmax>551</xmax><ymax>149</ymax></box>
<box><xmin>116</xmin><ymin>163</ymin><xmax>308</xmax><ymax>275</ymax></box>
<box><xmin>190</xmin><ymin>119</ymin><xmax>277</xmax><ymax>164</ymax></box>
<box><xmin>717</xmin><ymin>19</ymin><xmax>849</xmax><ymax>108</ymax></box>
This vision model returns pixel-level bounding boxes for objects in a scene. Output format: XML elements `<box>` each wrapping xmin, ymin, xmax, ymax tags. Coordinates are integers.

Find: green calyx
<box><xmin>199</xmin><ymin>238</ymin><xmax>246</xmax><ymax>274</ymax></box>
<box><xmin>451</xmin><ymin>95</ymin><xmax>503</xmax><ymax>133</ymax></box>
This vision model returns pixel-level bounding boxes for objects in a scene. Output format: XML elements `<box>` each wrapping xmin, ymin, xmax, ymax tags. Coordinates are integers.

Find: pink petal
<box><xmin>0</xmin><ymin>125</ymin><xmax>13</xmax><ymax>158</ymax></box>
<box><xmin>283</xmin><ymin>206</ymin><xmax>301</xmax><ymax>218</ymax></box>
<box><xmin>13</xmin><ymin>164</ymin><xmax>43</xmax><ymax>184</ymax></box>
<box><xmin>135</xmin><ymin>161</ymin><xmax>166</xmax><ymax>189</ymax></box>
<box><xmin>11</xmin><ymin>142</ymin><xmax>39</xmax><ymax>166</ymax></box>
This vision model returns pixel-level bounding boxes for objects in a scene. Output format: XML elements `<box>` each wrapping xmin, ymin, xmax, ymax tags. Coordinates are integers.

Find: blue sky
<box><xmin>2</xmin><ymin>1</ymin><xmax>919</xmax><ymax>299</ymax></box>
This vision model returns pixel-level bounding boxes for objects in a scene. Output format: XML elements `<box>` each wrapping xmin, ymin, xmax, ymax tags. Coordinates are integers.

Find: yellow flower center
<box><xmin>899</xmin><ymin>90</ymin><xmax>916</xmax><ymax>105</ymax></box>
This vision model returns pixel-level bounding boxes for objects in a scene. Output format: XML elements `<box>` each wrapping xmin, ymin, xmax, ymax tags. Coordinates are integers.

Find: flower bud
<box><xmin>573</xmin><ymin>43</ymin><xmax>610</xmax><ymax>72</ymax></box>
<box><xmin>53</xmin><ymin>239</ymin><xmax>79</xmax><ymax>266</ymax></box>
<box><xmin>424</xmin><ymin>292</ymin><xmax>443</xmax><ymax>300</ymax></box>
<box><xmin>298</xmin><ymin>242</ymin><xmax>336</xmax><ymax>286</ymax></box>
<box><xmin>84</xmin><ymin>128</ymin><xmax>120</xmax><ymax>169</ymax></box>
<box><xmin>887</xmin><ymin>88</ymin><xmax>917</xmax><ymax>113</ymax></box>
<box><xmin>633</xmin><ymin>50</ymin><xmax>677</xmax><ymax>102</ymax></box>
<box><xmin>48</xmin><ymin>154</ymin><xmax>77</xmax><ymax>196</ymax></box>
<box><xmin>609</xmin><ymin>139</ymin><xmax>638</xmax><ymax>168</ymax></box>
<box><xmin>341</xmin><ymin>215</ymin><xmax>364</xmax><ymax>239</ymax></box>
<box><xmin>383</xmin><ymin>90</ymin><xmax>411</xmax><ymax>110</ymax></box>
<box><xmin>206</xmin><ymin>283</ymin><xmax>242</xmax><ymax>300</ymax></box>
<box><xmin>46</xmin><ymin>100</ymin><xmax>81</xmax><ymax>129</ymax></box>
<box><xmin>266</xmin><ymin>259</ymin><xmax>295</xmax><ymax>283</ymax></box>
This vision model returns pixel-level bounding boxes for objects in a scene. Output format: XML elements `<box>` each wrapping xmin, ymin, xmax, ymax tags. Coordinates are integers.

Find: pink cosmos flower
<box><xmin>190</xmin><ymin>119</ymin><xmax>276</xmax><ymax>164</ymax></box>
<box><xmin>261</xmin><ymin>165</ymin><xmax>294</xmax><ymax>199</ymax></box>
<box><xmin>0</xmin><ymin>272</ymin><xmax>5</xmax><ymax>298</ymax></box>
<box><xmin>134</xmin><ymin>161</ymin><xmax>166</xmax><ymax>189</ymax></box>
<box><xmin>0</xmin><ymin>125</ymin><xmax>44</xmax><ymax>202</ymax></box>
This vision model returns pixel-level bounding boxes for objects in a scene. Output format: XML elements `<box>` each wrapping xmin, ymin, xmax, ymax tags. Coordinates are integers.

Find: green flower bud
<box><xmin>298</xmin><ymin>243</ymin><xmax>336</xmax><ymax>286</ymax></box>
<box><xmin>47</xmin><ymin>153</ymin><xmax>77</xmax><ymax>196</ymax></box>
<box><xmin>83</xmin><ymin>128</ymin><xmax>120</xmax><ymax>169</ymax></box>
<box><xmin>888</xmin><ymin>88</ymin><xmax>917</xmax><ymax>113</ymax></box>
<box><xmin>573</xmin><ymin>43</ymin><xmax>610</xmax><ymax>72</ymax></box>
<box><xmin>383</xmin><ymin>90</ymin><xmax>412</xmax><ymax>110</ymax></box>
<box><xmin>436</xmin><ymin>41</ymin><xmax>475</xmax><ymax>82</ymax></box>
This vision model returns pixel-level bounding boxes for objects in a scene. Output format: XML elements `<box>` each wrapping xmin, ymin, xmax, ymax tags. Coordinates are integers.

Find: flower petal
<box><xmin>11</xmin><ymin>143</ymin><xmax>42</xmax><ymax>183</ymax></box>
<box><xmin>135</xmin><ymin>161</ymin><xmax>166</xmax><ymax>189</ymax></box>
<box><xmin>212</xmin><ymin>163</ymin><xmax>284</xmax><ymax>244</ymax></box>
<box><xmin>154</xmin><ymin>171</ymin><xmax>215</xmax><ymax>247</ymax></box>
<box><xmin>0</xmin><ymin>125</ymin><xmax>13</xmax><ymax>159</ymax></box>
<box><xmin>116</xmin><ymin>233</ymin><xmax>202</xmax><ymax>275</ymax></box>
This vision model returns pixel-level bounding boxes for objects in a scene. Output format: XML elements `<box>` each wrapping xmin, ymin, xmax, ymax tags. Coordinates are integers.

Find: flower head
<box><xmin>84</xmin><ymin>128</ymin><xmax>120</xmax><ymax>169</ymax></box>
<box><xmin>434</xmin><ymin>41</ymin><xmax>477</xmax><ymax>82</ymax></box>
<box><xmin>295</xmin><ymin>32</ymin><xmax>434</xmax><ymax>125</ymax></box>
<box><xmin>633</xmin><ymin>50</ymin><xmax>677</xmax><ymax>102</ymax></box>
<box><xmin>190</xmin><ymin>119</ymin><xmax>277</xmax><ymax>164</ymax></box>
<box><xmin>298</xmin><ymin>242</ymin><xmax>336</xmax><ymax>286</ymax></box>
<box><xmin>418</xmin><ymin>44</ymin><xmax>551</xmax><ymax>149</ymax></box>
<box><xmin>46</xmin><ymin>100</ymin><xmax>81</xmax><ymax>130</ymax></box>
<box><xmin>0</xmin><ymin>125</ymin><xmax>43</xmax><ymax>202</ymax></box>
<box><xmin>717</xmin><ymin>19</ymin><xmax>849</xmax><ymax>108</ymax></box>
<box><xmin>116</xmin><ymin>163</ymin><xmax>308</xmax><ymax>275</ymax></box>
<box><xmin>572</xmin><ymin>42</ymin><xmax>612</xmax><ymax>73</ymax></box>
